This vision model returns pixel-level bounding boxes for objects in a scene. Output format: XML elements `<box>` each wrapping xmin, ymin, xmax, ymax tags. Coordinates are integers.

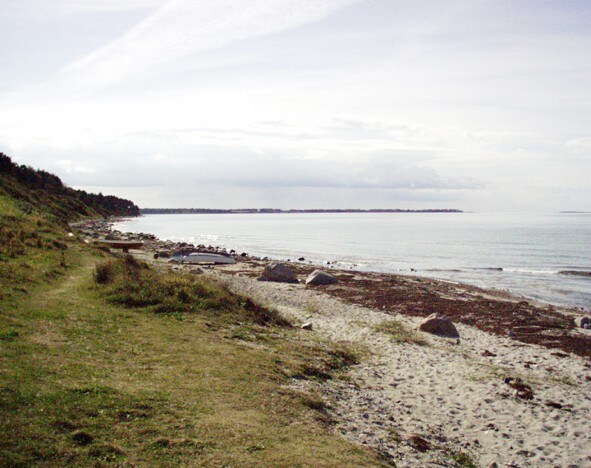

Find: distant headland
<box><xmin>141</xmin><ymin>208</ymin><xmax>463</xmax><ymax>214</ymax></box>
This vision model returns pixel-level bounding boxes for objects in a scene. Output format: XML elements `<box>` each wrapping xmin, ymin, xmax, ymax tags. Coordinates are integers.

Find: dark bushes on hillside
<box><xmin>0</xmin><ymin>153</ymin><xmax>140</xmax><ymax>220</ymax></box>
<box><xmin>93</xmin><ymin>256</ymin><xmax>291</xmax><ymax>327</ymax></box>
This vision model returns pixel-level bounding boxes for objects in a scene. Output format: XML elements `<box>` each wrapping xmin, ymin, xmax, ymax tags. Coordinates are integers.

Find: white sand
<box><xmin>213</xmin><ymin>269</ymin><xmax>591</xmax><ymax>467</ymax></box>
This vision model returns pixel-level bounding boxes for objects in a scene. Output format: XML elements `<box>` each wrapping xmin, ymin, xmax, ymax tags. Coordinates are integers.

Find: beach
<box><xmin>79</xmin><ymin>219</ymin><xmax>591</xmax><ymax>466</ymax></box>
<box><xmin>5</xmin><ymin>1</ymin><xmax>590</xmax><ymax>463</ymax></box>
<box><xmin>113</xmin><ymin>212</ymin><xmax>591</xmax><ymax>310</ymax></box>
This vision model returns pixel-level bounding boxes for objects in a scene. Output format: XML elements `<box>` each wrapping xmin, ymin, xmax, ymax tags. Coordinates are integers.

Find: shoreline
<box><xmin>106</xmin><ymin>216</ymin><xmax>591</xmax><ymax>316</ymax></box>
<box><xmin>110</xmin><ymin>214</ymin><xmax>591</xmax><ymax>312</ymax></box>
<box><xmin>73</xmin><ymin>218</ymin><xmax>591</xmax><ymax>466</ymax></box>
<box><xmin>77</xmin><ymin>218</ymin><xmax>591</xmax><ymax>359</ymax></box>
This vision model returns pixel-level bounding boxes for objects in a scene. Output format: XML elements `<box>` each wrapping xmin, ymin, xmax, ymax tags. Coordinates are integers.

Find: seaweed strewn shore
<box><xmin>82</xmin><ymin>218</ymin><xmax>591</xmax><ymax>359</ymax></box>
<box><xmin>77</xmin><ymin>218</ymin><xmax>591</xmax><ymax>467</ymax></box>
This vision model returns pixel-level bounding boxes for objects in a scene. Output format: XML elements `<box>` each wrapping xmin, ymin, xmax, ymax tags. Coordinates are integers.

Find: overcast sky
<box><xmin>1</xmin><ymin>0</ymin><xmax>590</xmax><ymax>211</ymax></box>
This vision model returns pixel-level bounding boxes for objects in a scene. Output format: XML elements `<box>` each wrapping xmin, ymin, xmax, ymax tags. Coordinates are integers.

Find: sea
<box><xmin>113</xmin><ymin>212</ymin><xmax>591</xmax><ymax>310</ymax></box>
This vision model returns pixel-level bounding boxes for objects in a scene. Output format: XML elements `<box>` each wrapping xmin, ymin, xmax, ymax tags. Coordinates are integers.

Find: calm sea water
<box><xmin>114</xmin><ymin>213</ymin><xmax>591</xmax><ymax>310</ymax></box>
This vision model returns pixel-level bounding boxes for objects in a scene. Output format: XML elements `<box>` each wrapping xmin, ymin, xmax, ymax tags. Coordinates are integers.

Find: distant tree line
<box><xmin>0</xmin><ymin>153</ymin><xmax>139</xmax><ymax>220</ymax></box>
<box><xmin>141</xmin><ymin>208</ymin><xmax>463</xmax><ymax>215</ymax></box>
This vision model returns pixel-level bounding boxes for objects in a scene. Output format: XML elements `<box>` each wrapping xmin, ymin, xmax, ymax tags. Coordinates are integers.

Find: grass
<box><xmin>0</xmin><ymin>181</ymin><xmax>387</xmax><ymax>465</ymax></box>
<box><xmin>93</xmin><ymin>255</ymin><xmax>290</xmax><ymax>327</ymax></box>
<box><xmin>290</xmin><ymin>340</ymin><xmax>362</xmax><ymax>381</ymax></box>
<box><xmin>549</xmin><ymin>373</ymin><xmax>577</xmax><ymax>387</ymax></box>
<box><xmin>463</xmin><ymin>362</ymin><xmax>508</xmax><ymax>383</ymax></box>
<box><xmin>0</xmin><ymin>212</ymin><xmax>386</xmax><ymax>465</ymax></box>
<box><xmin>447</xmin><ymin>448</ymin><xmax>478</xmax><ymax>467</ymax></box>
<box><xmin>305</xmin><ymin>301</ymin><xmax>321</xmax><ymax>314</ymax></box>
<box><xmin>0</xmin><ymin>194</ymin><xmax>76</xmax><ymax>304</ymax></box>
<box><xmin>374</xmin><ymin>319</ymin><xmax>429</xmax><ymax>346</ymax></box>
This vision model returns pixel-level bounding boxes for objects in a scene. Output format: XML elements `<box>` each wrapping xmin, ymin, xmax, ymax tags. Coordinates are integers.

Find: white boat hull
<box><xmin>170</xmin><ymin>253</ymin><xmax>236</xmax><ymax>265</ymax></box>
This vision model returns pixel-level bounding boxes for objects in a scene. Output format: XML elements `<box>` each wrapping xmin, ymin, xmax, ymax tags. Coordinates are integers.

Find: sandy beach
<box><xmin>216</xmin><ymin>268</ymin><xmax>591</xmax><ymax>467</ymax></box>
<box><xmin>79</xmin><ymin>220</ymin><xmax>591</xmax><ymax>467</ymax></box>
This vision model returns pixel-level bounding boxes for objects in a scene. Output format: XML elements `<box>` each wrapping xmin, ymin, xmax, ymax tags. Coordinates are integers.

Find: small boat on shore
<box><xmin>169</xmin><ymin>252</ymin><xmax>236</xmax><ymax>265</ymax></box>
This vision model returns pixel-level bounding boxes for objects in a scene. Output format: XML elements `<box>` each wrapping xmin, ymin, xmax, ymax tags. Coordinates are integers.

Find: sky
<box><xmin>1</xmin><ymin>0</ymin><xmax>590</xmax><ymax>211</ymax></box>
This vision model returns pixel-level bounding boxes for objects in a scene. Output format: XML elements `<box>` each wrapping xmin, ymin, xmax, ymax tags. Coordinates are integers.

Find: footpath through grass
<box><xmin>0</xmin><ymin>244</ymin><xmax>386</xmax><ymax>466</ymax></box>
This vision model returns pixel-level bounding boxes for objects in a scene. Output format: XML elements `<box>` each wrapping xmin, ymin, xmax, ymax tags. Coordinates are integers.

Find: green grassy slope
<box><xmin>1</xmin><ymin>248</ymin><xmax>384</xmax><ymax>466</ymax></box>
<box><xmin>0</xmin><ymin>153</ymin><xmax>139</xmax><ymax>226</ymax></box>
<box><xmin>0</xmin><ymin>157</ymin><xmax>386</xmax><ymax>466</ymax></box>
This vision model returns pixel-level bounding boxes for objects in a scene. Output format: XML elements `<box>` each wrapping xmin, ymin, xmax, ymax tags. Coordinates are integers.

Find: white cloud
<box><xmin>61</xmin><ymin>0</ymin><xmax>361</xmax><ymax>87</ymax></box>
<box><xmin>55</xmin><ymin>0</ymin><xmax>167</xmax><ymax>14</ymax></box>
<box><xmin>56</xmin><ymin>159</ymin><xmax>95</xmax><ymax>174</ymax></box>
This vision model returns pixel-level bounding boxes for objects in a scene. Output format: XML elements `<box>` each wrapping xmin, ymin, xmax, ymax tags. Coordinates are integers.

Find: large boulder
<box><xmin>418</xmin><ymin>313</ymin><xmax>460</xmax><ymax>338</ymax></box>
<box><xmin>306</xmin><ymin>270</ymin><xmax>338</xmax><ymax>286</ymax></box>
<box><xmin>258</xmin><ymin>262</ymin><xmax>299</xmax><ymax>283</ymax></box>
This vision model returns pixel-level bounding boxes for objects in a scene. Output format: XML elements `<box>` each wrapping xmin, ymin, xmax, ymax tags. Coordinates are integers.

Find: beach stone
<box><xmin>418</xmin><ymin>313</ymin><xmax>460</xmax><ymax>338</ymax></box>
<box><xmin>154</xmin><ymin>250</ymin><xmax>172</xmax><ymax>259</ymax></box>
<box><xmin>408</xmin><ymin>434</ymin><xmax>431</xmax><ymax>452</ymax></box>
<box><xmin>306</xmin><ymin>270</ymin><xmax>338</xmax><ymax>286</ymax></box>
<box><xmin>574</xmin><ymin>316</ymin><xmax>591</xmax><ymax>329</ymax></box>
<box><xmin>258</xmin><ymin>262</ymin><xmax>298</xmax><ymax>283</ymax></box>
<box><xmin>504</xmin><ymin>377</ymin><xmax>534</xmax><ymax>400</ymax></box>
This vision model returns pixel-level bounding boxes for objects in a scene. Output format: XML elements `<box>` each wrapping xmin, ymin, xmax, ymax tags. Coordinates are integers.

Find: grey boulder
<box><xmin>418</xmin><ymin>313</ymin><xmax>460</xmax><ymax>338</ymax></box>
<box><xmin>258</xmin><ymin>262</ymin><xmax>299</xmax><ymax>283</ymax></box>
<box><xmin>306</xmin><ymin>270</ymin><xmax>338</xmax><ymax>286</ymax></box>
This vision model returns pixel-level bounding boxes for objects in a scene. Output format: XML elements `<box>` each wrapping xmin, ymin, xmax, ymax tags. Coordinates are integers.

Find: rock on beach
<box><xmin>258</xmin><ymin>262</ymin><xmax>299</xmax><ymax>283</ymax></box>
<box><xmin>418</xmin><ymin>313</ymin><xmax>460</xmax><ymax>338</ymax></box>
<box><xmin>305</xmin><ymin>270</ymin><xmax>339</xmax><ymax>286</ymax></box>
<box><xmin>574</xmin><ymin>316</ymin><xmax>591</xmax><ymax>329</ymax></box>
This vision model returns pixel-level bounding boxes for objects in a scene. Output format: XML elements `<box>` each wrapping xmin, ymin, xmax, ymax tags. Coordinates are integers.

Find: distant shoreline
<box><xmin>140</xmin><ymin>208</ymin><xmax>463</xmax><ymax>215</ymax></box>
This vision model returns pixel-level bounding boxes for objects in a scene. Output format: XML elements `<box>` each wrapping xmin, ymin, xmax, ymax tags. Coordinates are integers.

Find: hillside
<box><xmin>0</xmin><ymin>157</ymin><xmax>384</xmax><ymax>466</ymax></box>
<box><xmin>0</xmin><ymin>153</ymin><xmax>139</xmax><ymax>225</ymax></box>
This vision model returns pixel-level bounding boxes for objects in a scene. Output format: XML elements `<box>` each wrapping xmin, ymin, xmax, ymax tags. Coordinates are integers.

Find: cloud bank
<box><xmin>1</xmin><ymin>0</ymin><xmax>590</xmax><ymax>211</ymax></box>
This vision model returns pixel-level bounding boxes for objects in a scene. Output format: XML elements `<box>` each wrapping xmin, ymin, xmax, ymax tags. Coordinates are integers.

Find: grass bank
<box><xmin>0</xmin><ymin>217</ymin><xmax>385</xmax><ymax>465</ymax></box>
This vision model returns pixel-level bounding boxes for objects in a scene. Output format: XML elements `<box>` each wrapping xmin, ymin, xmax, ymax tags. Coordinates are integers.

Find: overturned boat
<box><xmin>169</xmin><ymin>252</ymin><xmax>236</xmax><ymax>265</ymax></box>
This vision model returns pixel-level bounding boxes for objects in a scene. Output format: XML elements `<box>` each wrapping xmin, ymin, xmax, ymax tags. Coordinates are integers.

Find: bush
<box><xmin>93</xmin><ymin>256</ymin><xmax>290</xmax><ymax>327</ymax></box>
<box><xmin>93</xmin><ymin>261</ymin><xmax>115</xmax><ymax>284</ymax></box>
